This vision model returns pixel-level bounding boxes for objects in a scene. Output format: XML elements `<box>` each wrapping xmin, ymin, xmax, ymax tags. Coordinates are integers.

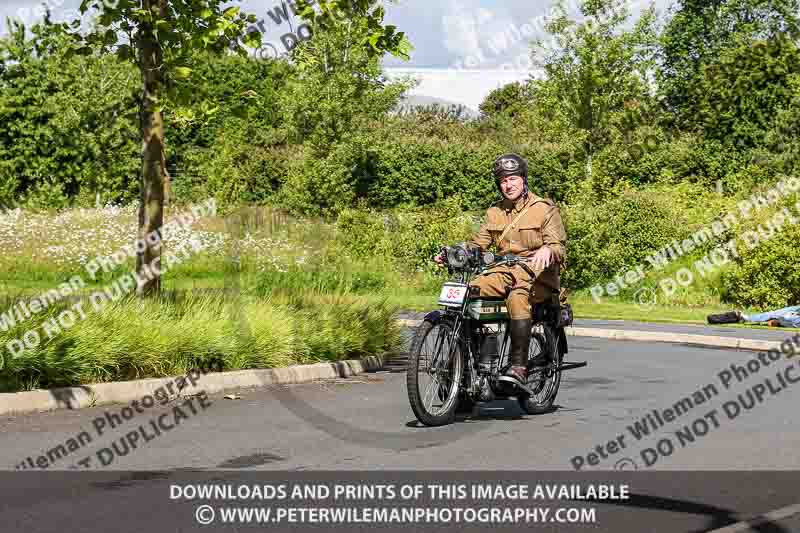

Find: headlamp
<box><xmin>446</xmin><ymin>245</ymin><xmax>470</xmax><ymax>269</ymax></box>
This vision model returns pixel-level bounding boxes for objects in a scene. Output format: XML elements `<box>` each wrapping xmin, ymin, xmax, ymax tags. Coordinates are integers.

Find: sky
<box><xmin>0</xmin><ymin>0</ymin><xmax>677</xmax><ymax>111</ymax></box>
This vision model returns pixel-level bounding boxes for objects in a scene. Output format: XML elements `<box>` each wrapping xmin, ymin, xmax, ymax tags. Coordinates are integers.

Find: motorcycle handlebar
<box><xmin>482</xmin><ymin>254</ymin><xmax>540</xmax><ymax>279</ymax></box>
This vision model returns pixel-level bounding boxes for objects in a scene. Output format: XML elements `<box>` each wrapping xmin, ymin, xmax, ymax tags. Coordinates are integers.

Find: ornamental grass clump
<box><xmin>0</xmin><ymin>292</ymin><xmax>401</xmax><ymax>393</ymax></box>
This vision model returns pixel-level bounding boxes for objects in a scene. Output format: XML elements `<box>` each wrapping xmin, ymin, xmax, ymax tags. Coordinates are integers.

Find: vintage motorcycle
<box><xmin>406</xmin><ymin>244</ymin><xmax>587</xmax><ymax>426</ymax></box>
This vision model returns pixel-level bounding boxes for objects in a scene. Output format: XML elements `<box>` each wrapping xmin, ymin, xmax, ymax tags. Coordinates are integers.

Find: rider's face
<box><xmin>499</xmin><ymin>175</ymin><xmax>525</xmax><ymax>201</ymax></box>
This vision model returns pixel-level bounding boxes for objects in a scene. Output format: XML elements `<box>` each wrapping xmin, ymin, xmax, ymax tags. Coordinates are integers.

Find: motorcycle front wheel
<box><xmin>406</xmin><ymin>318</ymin><xmax>464</xmax><ymax>427</ymax></box>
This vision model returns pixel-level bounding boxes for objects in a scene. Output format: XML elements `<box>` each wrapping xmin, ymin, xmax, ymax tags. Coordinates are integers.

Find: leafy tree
<box><xmin>63</xmin><ymin>0</ymin><xmax>263</xmax><ymax>296</ymax></box>
<box><xmin>282</xmin><ymin>0</ymin><xmax>413</xmax><ymax>152</ymax></box>
<box><xmin>659</xmin><ymin>0</ymin><xmax>800</xmax><ymax>151</ymax></box>
<box><xmin>690</xmin><ymin>35</ymin><xmax>800</xmax><ymax>148</ymax></box>
<box><xmin>167</xmin><ymin>51</ymin><xmax>295</xmax><ymax>204</ymax></box>
<box><xmin>60</xmin><ymin>0</ymin><xmax>411</xmax><ymax>294</ymax></box>
<box><xmin>762</xmin><ymin>74</ymin><xmax>800</xmax><ymax>174</ymax></box>
<box><xmin>274</xmin><ymin>0</ymin><xmax>414</xmax><ymax>215</ymax></box>
<box><xmin>530</xmin><ymin>0</ymin><xmax>659</xmax><ymax>178</ymax></box>
<box><xmin>400</xmin><ymin>103</ymin><xmax>473</xmax><ymax>122</ymax></box>
<box><xmin>479</xmin><ymin>81</ymin><xmax>532</xmax><ymax>119</ymax></box>
<box><xmin>659</xmin><ymin>0</ymin><xmax>800</xmax><ymax>122</ymax></box>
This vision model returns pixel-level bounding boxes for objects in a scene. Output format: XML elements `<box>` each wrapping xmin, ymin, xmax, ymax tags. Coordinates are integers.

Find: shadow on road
<box><xmin>591</xmin><ymin>492</ymin><xmax>792</xmax><ymax>533</ymax></box>
<box><xmin>404</xmin><ymin>401</ymin><xmax>573</xmax><ymax>428</ymax></box>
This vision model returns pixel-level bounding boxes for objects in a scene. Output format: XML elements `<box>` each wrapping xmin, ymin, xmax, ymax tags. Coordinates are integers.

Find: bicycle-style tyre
<box><xmin>406</xmin><ymin>318</ymin><xmax>464</xmax><ymax>426</ymax></box>
<box><xmin>517</xmin><ymin>324</ymin><xmax>562</xmax><ymax>415</ymax></box>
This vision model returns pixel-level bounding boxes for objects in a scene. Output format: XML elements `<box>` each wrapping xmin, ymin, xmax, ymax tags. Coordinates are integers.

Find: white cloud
<box><xmin>0</xmin><ymin>0</ymin><xmax>678</xmax><ymax>72</ymax></box>
<box><xmin>441</xmin><ymin>1</ymin><xmax>480</xmax><ymax>57</ymax></box>
<box><xmin>0</xmin><ymin>0</ymin><xmax>679</xmax><ymax>130</ymax></box>
<box><xmin>440</xmin><ymin>0</ymin><xmax>527</xmax><ymax>70</ymax></box>
<box><xmin>0</xmin><ymin>0</ymin><xmax>673</xmax><ymax>112</ymax></box>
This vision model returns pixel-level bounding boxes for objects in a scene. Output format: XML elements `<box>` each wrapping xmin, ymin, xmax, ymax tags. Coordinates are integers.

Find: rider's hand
<box><xmin>433</xmin><ymin>250</ymin><xmax>446</xmax><ymax>266</ymax></box>
<box><xmin>526</xmin><ymin>246</ymin><xmax>553</xmax><ymax>270</ymax></box>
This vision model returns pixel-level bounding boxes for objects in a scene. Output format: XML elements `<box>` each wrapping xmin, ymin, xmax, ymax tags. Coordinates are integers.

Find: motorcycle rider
<box><xmin>437</xmin><ymin>153</ymin><xmax>567</xmax><ymax>385</ymax></box>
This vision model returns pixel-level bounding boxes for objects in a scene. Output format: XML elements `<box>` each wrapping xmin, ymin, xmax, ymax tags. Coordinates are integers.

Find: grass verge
<box><xmin>0</xmin><ymin>291</ymin><xmax>401</xmax><ymax>393</ymax></box>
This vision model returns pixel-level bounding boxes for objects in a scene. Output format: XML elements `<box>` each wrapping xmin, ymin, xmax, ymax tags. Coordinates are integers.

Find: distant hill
<box><xmin>392</xmin><ymin>94</ymin><xmax>480</xmax><ymax>120</ymax></box>
<box><xmin>384</xmin><ymin>67</ymin><xmax>532</xmax><ymax>111</ymax></box>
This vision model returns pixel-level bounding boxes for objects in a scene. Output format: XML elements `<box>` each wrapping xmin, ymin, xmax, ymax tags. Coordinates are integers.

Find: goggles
<box><xmin>494</xmin><ymin>157</ymin><xmax>521</xmax><ymax>175</ymax></box>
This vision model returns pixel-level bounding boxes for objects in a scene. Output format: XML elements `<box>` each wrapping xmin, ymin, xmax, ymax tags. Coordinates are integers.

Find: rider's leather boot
<box><xmin>505</xmin><ymin>319</ymin><xmax>532</xmax><ymax>383</ymax></box>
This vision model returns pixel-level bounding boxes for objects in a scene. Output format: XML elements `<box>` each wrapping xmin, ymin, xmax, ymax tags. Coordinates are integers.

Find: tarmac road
<box><xmin>1</xmin><ymin>337</ymin><xmax>799</xmax><ymax>470</ymax></box>
<box><xmin>1</xmin><ymin>337</ymin><xmax>799</xmax><ymax>532</ymax></box>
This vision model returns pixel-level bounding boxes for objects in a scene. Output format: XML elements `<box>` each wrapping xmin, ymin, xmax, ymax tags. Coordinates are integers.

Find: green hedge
<box><xmin>0</xmin><ymin>35</ymin><xmax>140</xmax><ymax>209</ymax></box>
<box><xmin>562</xmin><ymin>184</ymin><xmax>724</xmax><ymax>290</ymax></box>
<box><xmin>335</xmin><ymin>197</ymin><xmax>478</xmax><ymax>274</ymax></box>
<box><xmin>721</xmin><ymin>214</ymin><xmax>800</xmax><ymax>309</ymax></box>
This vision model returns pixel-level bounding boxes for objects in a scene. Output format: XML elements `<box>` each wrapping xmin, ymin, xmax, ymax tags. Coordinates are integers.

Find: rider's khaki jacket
<box><xmin>468</xmin><ymin>192</ymin><xmax>567</xmax><ymax>291</ymax></box>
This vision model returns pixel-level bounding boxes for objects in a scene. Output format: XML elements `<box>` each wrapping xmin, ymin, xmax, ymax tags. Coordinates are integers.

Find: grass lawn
<box><xmin>0</xmin><ymin>202</ymin><xmax>772</xmax><ymax>322</ymax></box>
<box><xmin>0</xmin><ymin>290</ymin><xmax>402</xmax><ymax>393</ymax></box>
<box><xmin>567</xmin><ymin>293</ymin><xmax>800</xmax><ymax>332</ymax></box>
<box><xmin>4</xmin><ymin>202</ymin><xmax>798</xmax><ymax>396</ymax></box>
<box><xmin>6</xmin><ymin>274</ymin><xmax>795</xmax><ymax>332</ymax></box>
<box><xmin>376</xmin><ymin>284</ymin><xmax>732</xmax><ymax>323</ymax></box>
<box><xmin>568</xmin><ymin>292</ymin><xmax>726</xmax><ymax>323</ymax></box>
<box><xmin>382</xmin><ymin>288</ymin><xmax>800</xmax><ymax>333</ymax></box>
<box><xmin>5</xmin><ymin>268</ymin><xmax>796</xmax><ymax>333</ymax></box>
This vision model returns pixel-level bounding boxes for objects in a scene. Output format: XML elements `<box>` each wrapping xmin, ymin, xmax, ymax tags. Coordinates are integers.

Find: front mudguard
<box><xmin>423</xmin><ymin>310</ymin><xmax>443</xmax><ymax>324</ymax></box>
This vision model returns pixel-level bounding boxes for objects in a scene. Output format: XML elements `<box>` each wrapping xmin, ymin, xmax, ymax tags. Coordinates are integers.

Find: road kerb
<box><xmin>0</xmin><ymin>355</ymin><xmax>384</xmax><ymax>417</ymax></box>
<box><xmin>0</xmin><ymin>320</ymin><xmax>781</xmax><ymax>417</ymax></box>
<box><xmin>398</xmin><ymin>319</ymin><xmax>784</xmax><ymax>353</ymax></box>
<box><xmin>565</xmin><ymin>326</ymin><xmax>783</xmax><ymax>353</ymax></box>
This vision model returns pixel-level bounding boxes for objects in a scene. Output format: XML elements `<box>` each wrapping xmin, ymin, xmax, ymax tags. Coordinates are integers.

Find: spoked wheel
<box><xmin>406</xmin><ymin>318</ymin><xmax>464</xmax><ymax>426</ymax></box>
<box><xmin>517</xmin><ymin>323</ymin><xmax>562</xmax><ymax>415</ymax></box>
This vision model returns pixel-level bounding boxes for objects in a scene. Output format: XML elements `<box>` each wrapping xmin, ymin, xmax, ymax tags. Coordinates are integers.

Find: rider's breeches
<box><xmin>468</xmin><ymin>265</ymin><xmax>555</xmax><ymax>320</ymax></box>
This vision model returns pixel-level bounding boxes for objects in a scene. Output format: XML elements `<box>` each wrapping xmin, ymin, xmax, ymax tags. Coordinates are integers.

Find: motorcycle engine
<box><xmin>479</xmin><ymin>333</ymin><xmax>499</xmax><ymax>369</ymax></box>
<box><xmin>478</xmin><ymin>332</ymin><xmax>500</xmax><ymax>401</ymax></box>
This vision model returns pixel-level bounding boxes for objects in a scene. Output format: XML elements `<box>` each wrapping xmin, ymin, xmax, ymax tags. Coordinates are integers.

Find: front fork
<box><xmin>429</xmin><ymin>313</ymin><xmax>468</xmax><ymax>387</ymax></box>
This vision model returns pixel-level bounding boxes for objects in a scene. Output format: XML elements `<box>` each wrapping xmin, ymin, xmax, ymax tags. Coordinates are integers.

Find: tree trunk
<box><xmin>135</xmin><ymin>0</ymin><xmax>167</xmax><ymax>297</ymax></box>
<box><xmin>162</xmin><ymin>148</ymin><xmax>172</xmax><ymax>205</ymax></box>
<box><xmin>586</xmin><ymin>151</ymin><xmax>593</xmax><ymax>179</ymax></box>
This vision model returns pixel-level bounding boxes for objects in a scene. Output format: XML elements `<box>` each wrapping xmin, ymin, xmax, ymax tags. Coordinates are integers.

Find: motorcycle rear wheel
<box><xmin>517</xmin><ymin>324</ymin><xmax>562</xmax><ymax>415</ymax></box>
<box><xmin>406</xmin><ymin>318</ymin><xmax>464</xmax><ymax>426</ymax></box>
